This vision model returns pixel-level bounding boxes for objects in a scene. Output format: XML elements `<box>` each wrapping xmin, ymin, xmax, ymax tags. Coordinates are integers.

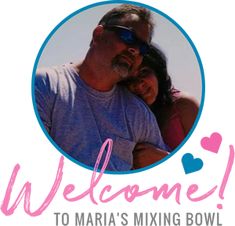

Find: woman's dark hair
<box><xmin>143</xmin><ymin>44</ymin><xmax>174</xmax><ymax>108</ymax></box>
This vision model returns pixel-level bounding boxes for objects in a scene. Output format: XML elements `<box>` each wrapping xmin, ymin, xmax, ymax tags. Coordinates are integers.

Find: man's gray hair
<box><xmin>98</xmin><ymin>4</ymin><xmax>154</xmax><ymax>40</ymax></box>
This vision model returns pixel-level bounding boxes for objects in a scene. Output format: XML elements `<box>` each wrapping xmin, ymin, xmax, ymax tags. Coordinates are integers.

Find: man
<box><xmin>35</xmin><ymin>4</ymin><xmax>168</xmax><ymax>171</ymax></box>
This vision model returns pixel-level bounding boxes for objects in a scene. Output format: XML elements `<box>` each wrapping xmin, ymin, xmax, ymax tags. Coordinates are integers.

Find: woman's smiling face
<box><xmin>128</xmin><ymin>66</ymin><xmax>159</xmax><ymax>105</ymax></box>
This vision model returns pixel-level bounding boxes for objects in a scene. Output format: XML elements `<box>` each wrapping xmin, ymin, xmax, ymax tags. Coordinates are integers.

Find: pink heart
<box><xmin>201</xmin><ymin>132</ymin><xmax>222</xmax><ymax>153</ymax></box>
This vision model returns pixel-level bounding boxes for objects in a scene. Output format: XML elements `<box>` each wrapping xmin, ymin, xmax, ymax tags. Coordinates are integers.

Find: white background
<box><xmin>0</xmin><ymin>0</ymin><xmax>235</xmax><ymax>225</ymax></box>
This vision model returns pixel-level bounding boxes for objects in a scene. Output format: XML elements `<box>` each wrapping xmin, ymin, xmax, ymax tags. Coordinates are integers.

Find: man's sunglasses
<box><xmin>104</xmin><ymin>25</ymin><xmax>150</xmax><ymax>56</ymax></box>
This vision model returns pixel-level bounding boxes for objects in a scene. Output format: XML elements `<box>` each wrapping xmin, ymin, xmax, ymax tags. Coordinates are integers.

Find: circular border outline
<box><xmin>31</xmin><ymin>0</ymin><xmax>205</xmax><ymax>175</ymax></box>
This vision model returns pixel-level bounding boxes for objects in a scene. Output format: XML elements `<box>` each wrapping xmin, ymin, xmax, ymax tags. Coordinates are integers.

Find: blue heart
<box><xmin>182</xmin><ymin>153</ymin><xmax>203</xmax><ymax>174</ymax></box>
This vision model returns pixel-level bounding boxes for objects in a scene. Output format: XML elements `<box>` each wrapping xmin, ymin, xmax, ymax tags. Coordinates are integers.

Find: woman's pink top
<box><xmin>161</xmin><ymin>92</ymin><xmax>185</xmax><ymax>150</ymax></box>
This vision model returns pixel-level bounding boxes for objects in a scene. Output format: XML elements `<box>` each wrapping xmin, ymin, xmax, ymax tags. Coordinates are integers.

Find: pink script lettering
<box><xmin>0</xmin><ymin>139</ymin><xmax>234</xmax><ymax>216</ymax></box>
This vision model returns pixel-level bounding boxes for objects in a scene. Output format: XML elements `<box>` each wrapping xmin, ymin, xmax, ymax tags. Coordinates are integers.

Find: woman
<box><xmin>127</xmin><ymin>44</ymin><xmax>199</xmax><ymax>151</ymax></box>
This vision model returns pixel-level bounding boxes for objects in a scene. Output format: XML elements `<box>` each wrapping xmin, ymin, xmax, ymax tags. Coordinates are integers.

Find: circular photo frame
<box><xmin>32</xmin><ymin>1</ymin><xmax>205</xmax><ymax>174</ymax></box>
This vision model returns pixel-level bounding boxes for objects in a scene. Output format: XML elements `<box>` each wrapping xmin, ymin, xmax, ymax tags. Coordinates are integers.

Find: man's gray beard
<box><xmin>111</xmin><ymin>58</ymin><xmax>132</xmax><ymax>80</ymax></box>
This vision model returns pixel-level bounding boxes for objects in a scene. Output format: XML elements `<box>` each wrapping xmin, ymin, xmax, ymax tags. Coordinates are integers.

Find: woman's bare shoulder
<box><xmin>174</xmin><ymin>91</ymin><xmax>199</xmax><ymax>110</ymax></box>
<box><xmin>173</xmin><ymin>91</ymin><xmax>199</xmax><ymax>135</ymax></box>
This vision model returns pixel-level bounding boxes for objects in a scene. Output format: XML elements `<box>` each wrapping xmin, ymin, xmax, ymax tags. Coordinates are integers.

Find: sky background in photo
<box><xmin>38</xmin><ymin>3</ymin><xmax>202</xmax><ymax>102</ymax></box>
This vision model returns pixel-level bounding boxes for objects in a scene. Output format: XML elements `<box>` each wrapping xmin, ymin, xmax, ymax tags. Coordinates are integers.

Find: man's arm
<box><xmin>132</xmin><ymin>143</ymin><xmax>169</xmax><ymax>169</ymax></box>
